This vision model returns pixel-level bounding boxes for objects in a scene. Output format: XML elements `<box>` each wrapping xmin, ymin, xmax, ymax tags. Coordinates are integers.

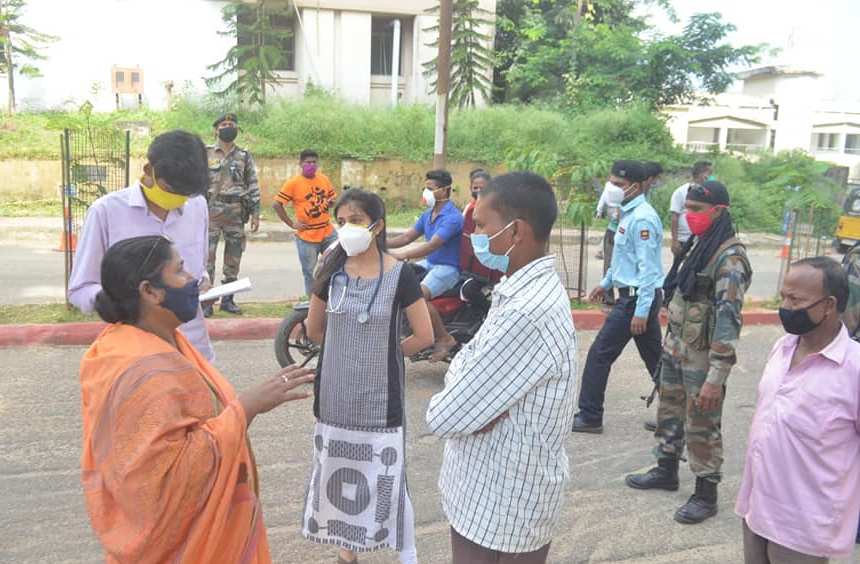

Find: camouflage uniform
<box><xmin>841</xmin><ymin>244</ymin><xmax>860</xmax><ymax>338</ymax></box>
<box><xmin>654</xmin><ymin>238</ymin><xmax>752</xmax><ymax>483</ymax></box>
<box><xmin>206</xmin><ymin>144</ymin><xmax>260</xmax><ymax>283</ymax></box>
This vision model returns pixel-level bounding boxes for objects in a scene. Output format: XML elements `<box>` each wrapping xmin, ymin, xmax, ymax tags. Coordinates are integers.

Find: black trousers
<box><xmin>577</xmin><ymin>289</ymin><xmax>663</xmax><ymax>422</ymax></box>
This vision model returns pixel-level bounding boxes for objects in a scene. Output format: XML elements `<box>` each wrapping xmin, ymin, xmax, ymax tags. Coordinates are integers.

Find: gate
<box><xmin>776</xmin><ymin>206</ymin><xmax>837</xmax><ymax>292</ymax></box>
<box><xmin>554</xmin><ymin>208</ymin><xmax>590</xmax><ymax>301</ymax></box>
<box><xmin>60</xmin><ymin>128</ymin><xmax>130</xmax><ymax>304</ymax></box>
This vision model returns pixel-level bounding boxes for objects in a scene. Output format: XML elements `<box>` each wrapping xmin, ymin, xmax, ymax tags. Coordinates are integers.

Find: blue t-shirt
<box><xmin>414</xmin><ymin>201</ymin><xmax>463</xmax><ymax>268</ymax></box>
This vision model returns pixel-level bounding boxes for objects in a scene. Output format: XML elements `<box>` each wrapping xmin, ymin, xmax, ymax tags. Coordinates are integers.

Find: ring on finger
<box><xmin>282</xmin><ymin>374</ymin><xmax>289</xmax><ymax>384</ymax></box>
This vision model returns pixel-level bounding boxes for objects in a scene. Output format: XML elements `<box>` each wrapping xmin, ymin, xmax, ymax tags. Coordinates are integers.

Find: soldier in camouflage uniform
<box><xmin>205</xmin><ymin>112</ymin><xmax>261</xmax><ymax>316</ymax></box>
<box><xmin>840</xmin><ymin>245</ymin><xmax>860</xmax><ymax>546</ymax></box>
<box><xmin>841</xmin><ymin>243</ymin><xmax>860</xmax><ymax>339</ymax></box>
<box><xmin>626</xmin><ymin>181</ymin><xmax>752</xmax><ymax>525</ymax></box>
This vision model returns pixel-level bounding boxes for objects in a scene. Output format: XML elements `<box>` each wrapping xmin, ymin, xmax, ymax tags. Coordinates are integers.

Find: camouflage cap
<box><xmin>213</xmin><ymin>112</ymin><xmax>238</xmax><ymax>128</ymax></box>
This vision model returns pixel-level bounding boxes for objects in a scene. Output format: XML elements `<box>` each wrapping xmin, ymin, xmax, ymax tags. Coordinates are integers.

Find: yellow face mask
<box><xmin>141</xmin><ymin>176</ymin><xmax>188</xmax><ymax>210</ymax></box>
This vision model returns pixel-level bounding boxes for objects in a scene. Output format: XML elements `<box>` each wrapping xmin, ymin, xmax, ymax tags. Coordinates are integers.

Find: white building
<box><xmin>0</xmin><ymin>0</ymin><xmax>496</xmax><ymax>112</ymax></box>
<box><xmin>664</xmin><ymin>66</ymin><xmax>860</xmax><ymax>181</ymax></box>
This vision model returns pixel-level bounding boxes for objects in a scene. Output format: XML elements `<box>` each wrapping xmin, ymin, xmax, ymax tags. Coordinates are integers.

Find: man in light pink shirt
<box><xmin>68</xmin><ymin>130</ymin><xmax>214</xmax><ymax>360</ymax></box>
<box><xmin>736</xmin><ymin>257</ymin><xmax>860</xmax><ymax>563</ymax></box>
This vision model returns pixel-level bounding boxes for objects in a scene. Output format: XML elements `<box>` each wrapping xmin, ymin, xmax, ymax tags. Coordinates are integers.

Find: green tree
<box><xmin>424</xmin><ymin>0</ymin><xmax>495</xmax><ymax>108</ymax></box>
<box><xmin>495</xmin><ymin>0</ymin><xmax>761</xmax><ymax>108</ymax></box>
<box><xmin>0</xmin><ymin>0</ymin><xmax>57</xmax><ymax>114</ymax></box>
<box><xmin>206</xmin><ymin>0</ymin><xmax>293</xmax><ymax>106</ymax></box>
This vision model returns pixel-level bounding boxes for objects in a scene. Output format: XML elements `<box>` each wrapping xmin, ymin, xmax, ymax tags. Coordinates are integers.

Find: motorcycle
<box><xmin>273</xmin><ymin>269</ymin><xmax>494</xmax><ymax>368</ymax></box>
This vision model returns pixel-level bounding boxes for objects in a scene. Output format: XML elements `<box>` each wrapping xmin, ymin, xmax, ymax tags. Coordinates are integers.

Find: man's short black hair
<box><xmin>300</xmin><ymin>149</ymin><xmax>319</xmax><ymax>162</ymax></box>
<box><xmin>644</xmin><ymin>161</ymin><xmax>663</xmax><ymax>179</ymax></box>
<box><xmin>793</xmin><ymin>256</ymin><xmax>849</xmax><ymax>312</ymax></box>
<box><xmin>481</xmin><ymin>172</ymin><xmax>557</xmax><ymax>242</ymax></box>
<box><xmin>426</xmin><ymin>169</ymin><xmax>453</xmax><ymax>189</ymax></box>
<box><xmin>147</xmin><ymin>130</ymin><xmax>208</xmax><ymax>196</ymax></box>
<box><xmin>692</xmin><ymin>161</ymin><xmax>712</xmax><ymax>177</ymax></box>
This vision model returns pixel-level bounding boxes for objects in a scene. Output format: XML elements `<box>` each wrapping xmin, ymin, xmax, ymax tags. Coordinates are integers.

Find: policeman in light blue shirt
<box><xmin>573</xmin><ymin>160</ymin><xmax>665</xmax><ymax>433</ymax></box>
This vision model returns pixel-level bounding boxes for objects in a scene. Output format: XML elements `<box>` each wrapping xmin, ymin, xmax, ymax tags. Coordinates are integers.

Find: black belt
<box><xmin>214</xmin><ymin>195</ymin><xmax>243</xmax><ymax>204</ymax></box>
<box><xmin>617</xmin><ymin>287</ymin><xmax>639</xmax><ymax>297</ymax></box>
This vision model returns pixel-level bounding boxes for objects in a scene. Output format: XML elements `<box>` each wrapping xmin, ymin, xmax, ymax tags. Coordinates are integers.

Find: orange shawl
<box><xmin>79</xmin><ymin>324</ymin><xmax>271</xmax><ymax>564</ymax></box>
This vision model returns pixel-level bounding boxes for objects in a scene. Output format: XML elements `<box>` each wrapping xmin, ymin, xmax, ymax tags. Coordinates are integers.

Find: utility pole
<box><xmin>433</xmin><ymin>0</ymin><xmax>452</xmax><ymax>169</ymax></box>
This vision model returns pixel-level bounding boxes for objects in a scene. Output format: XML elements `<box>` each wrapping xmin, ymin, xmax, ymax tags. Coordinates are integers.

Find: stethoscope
<box><xmin>325</xmin><ymin>249</ymin><xmax>384</xmax><ymax>324</ymax></box>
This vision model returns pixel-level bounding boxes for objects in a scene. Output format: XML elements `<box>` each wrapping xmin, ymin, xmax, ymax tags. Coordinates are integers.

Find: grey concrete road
<box><xmin>6</xmin><ymin>325</ymin><xmax>857</xmax><ymax>563</ymax></box>
<box><xmin>0</xmin><ymin>239</ymin><xmax>795</xmax><ymax>306</ymax></box>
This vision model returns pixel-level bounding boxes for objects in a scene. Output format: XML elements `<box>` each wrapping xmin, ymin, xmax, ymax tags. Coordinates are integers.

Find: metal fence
<box><xmin>553</xmin><ymin>206</ymin><xmax>590</xmax><ymax>301</ymax></box>
<box><xmin>776</xmin><ymin>207</ymin><xmax>836</xmax><ymax>292</ymax></box>
<box><xmin>60</xmin><ymin>128</ymin><xmax>130</xmax><ymax>302</ymax></box>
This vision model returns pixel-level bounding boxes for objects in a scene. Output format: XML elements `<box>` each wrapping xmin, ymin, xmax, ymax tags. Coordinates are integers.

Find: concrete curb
<box><xmin>0</xmin><ymin>309</ymin><xmax>780</xmax><ymax>348</ymax></box>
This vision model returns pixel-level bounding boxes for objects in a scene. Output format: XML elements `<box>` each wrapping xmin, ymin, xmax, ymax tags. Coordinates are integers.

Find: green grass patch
<box><xmin>570</xmin><ymin>299</ymin><xmax>601</xmax><ymax>310</ymax></box>
<box><xmin>0</xmin><ymin>302</ymin><xmax>293</xmax><ymax>324</ymax></box>
<box><xmin>0</xmin><ymin>95</ymin><xmax>683</xmax><ymax>167</ymax></box>
<box><xmin>0</xmin><ymin>199</ymin><xmax>62</xmax><ymax>217</ymax></box>
<box><xmin>207</xmin><ymin>302</ymin><xmax>292</xmax><ymax>319</ymax></box>
<box><xmin>0</xmin><ymin>304</ymin><xmax>95</xmax><ymax>324</ymax></box>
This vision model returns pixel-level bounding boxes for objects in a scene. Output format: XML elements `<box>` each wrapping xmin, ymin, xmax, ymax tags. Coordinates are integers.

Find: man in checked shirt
<box><xmin>426</xmin><ymin>172</ymin><xmax>577</xmax><ymax>564</ymax></box>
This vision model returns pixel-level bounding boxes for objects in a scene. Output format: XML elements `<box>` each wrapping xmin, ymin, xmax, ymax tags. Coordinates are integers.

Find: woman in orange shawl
<box><xmin>79</xmin><ymin>235</ymin><xmax>314</xmax><ymax>563</ymax></box>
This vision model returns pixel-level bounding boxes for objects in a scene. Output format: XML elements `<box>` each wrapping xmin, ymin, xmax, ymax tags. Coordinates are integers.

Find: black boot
<box><xmin>625</xmin><ymin>457</ymin><xmax>679</xmax><ymax>491</ymax></box>
<box><xmin>220</xmin><ymin>294</ymin><xmax>242</xmax><ymax>315</ymax></box>
<box><xmin>674</xmin><ymin>477</ymin><xmax>718</xmax><ymax>524</ymax></box>
<box><xmin>643</xmin><ymin>420</ymin><xmax>657</xmax><ymax>432</ymax></box>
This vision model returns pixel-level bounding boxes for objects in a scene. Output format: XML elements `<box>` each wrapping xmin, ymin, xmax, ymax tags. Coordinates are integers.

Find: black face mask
<box><xmin>778</xmin><ymin>297</ymin><xmax>828</xmax><ymax>335</ymax></box>
<box><xmin>154</xmin><ymin>279</ymin><xmax>200</xmax><ymax>323</ymax></box>
<box><xmin>218</xmin><ymin>126</ymin><xmax>238</xmax><ymax>143</ymax></box>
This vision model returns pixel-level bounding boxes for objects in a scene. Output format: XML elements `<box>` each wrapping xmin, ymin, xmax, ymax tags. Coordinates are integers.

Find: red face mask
<box><xmin>686</xmin><ymin>205</ymin><xmax>725</xmax><ymax>236</ymax></box>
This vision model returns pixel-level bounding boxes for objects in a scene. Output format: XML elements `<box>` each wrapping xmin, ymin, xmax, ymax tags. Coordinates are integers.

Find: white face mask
<box><xmin>421</xmin><ymin>188</ymin><xmax>436</xmax><ymax>208</ymax></box>
<box><xmin>337</xmin><ymin>222</ymin><xmax>376</xmax><ymax>256</ymax></box>
<box><xmin>605</xmin><ymin>181</ymin><xmax>624</xmax><ymax>207</ymax></box>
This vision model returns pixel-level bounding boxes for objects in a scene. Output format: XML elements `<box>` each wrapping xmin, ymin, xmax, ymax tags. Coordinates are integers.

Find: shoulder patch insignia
<box><xmin>618</xmin><ymin>226</ymin><xmax>626</xmax><ymax>234</ymax></box>
<box><xmin>640</xmin><ymin>229</ymin><xmax>650</xmax><ymax>240</ymax></box>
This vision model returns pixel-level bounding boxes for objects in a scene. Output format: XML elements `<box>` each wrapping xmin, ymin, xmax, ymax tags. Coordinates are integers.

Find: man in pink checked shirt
<box><xmin>736</xmin><ymin>257</ymin><xmax>860</xmax><ymax>563</ymax></box>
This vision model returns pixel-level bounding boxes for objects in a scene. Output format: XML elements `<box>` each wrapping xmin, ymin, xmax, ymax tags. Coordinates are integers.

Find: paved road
<box><xmin>4</xmin><ymin>325</ymin><xmax>856</xmax><ymax>563</ymax></box>
<box><xmin>0</xmin><ymin>239</ymin><xmax>792</xmax><ymax>306</ymax></box>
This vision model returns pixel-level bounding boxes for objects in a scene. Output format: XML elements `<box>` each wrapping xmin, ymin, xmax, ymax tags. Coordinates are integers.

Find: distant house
<box><xmin>664</xmin><ymin>65</ymin><xmax>860</xmax><ymax>181</ymax></box>
<box><xmin>0</xmin><ymin>0</ymin><xmax>496</xmax><ymax>112</ymax></box>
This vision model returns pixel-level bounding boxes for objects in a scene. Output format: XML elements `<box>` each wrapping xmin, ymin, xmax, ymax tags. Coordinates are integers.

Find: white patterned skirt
<box><xmin>302</xmin><ymin>420</ymin><xmax>411</xmax><ymax>553</ymax></box>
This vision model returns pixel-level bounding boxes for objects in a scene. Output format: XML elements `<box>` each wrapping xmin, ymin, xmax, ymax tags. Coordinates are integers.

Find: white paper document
<box><xmin>200</xmin><ymin>278</ymin><xmax>252</xmax><ymax>302</ymax></box>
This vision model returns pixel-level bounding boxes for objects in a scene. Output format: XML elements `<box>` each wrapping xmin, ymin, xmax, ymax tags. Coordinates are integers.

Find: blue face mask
<box><xmin>470</xmin><ymin>220</ymin><xmax>516</xmax><ymax>273</ymax></box>
<box><xmin>155</xmin><ymin>279</ymin><xmax>200</xmax><ymax>323</ymax></box>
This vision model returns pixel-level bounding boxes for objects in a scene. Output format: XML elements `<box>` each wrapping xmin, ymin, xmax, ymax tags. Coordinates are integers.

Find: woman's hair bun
<box><xmin>94</xmin><ymin>290</ymin><xmax>131</xmax><ymax>324</ymax></box>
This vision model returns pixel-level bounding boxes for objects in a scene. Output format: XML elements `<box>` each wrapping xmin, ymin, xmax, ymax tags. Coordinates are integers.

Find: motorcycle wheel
<box><xmin>274</xmin><ymin>308</ymin><xmax>320</xmax><ymax>368</ymax></box>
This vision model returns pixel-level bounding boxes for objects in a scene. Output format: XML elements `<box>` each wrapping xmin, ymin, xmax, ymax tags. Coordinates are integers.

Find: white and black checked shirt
<box><xmin>426</xmin><ymin>255</ymin><xmax>577</xmax><ymax>553</ymax></box>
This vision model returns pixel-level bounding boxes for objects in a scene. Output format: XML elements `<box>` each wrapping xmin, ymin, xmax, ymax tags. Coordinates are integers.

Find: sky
<box><xmin>640</xmin><ymin>0</ymin><xmax>860</xmax><ymax>103</ymax></box>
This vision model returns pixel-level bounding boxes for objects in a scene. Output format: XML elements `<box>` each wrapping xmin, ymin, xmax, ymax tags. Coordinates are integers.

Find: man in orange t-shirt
<box><xmin>272</xmin><ymin>149</ymin><xmax>337</xmax><ymax>295</ymax></box>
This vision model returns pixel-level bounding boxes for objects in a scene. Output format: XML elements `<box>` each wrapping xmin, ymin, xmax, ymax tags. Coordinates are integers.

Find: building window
<box><xmin>115</xmin><ymin>71</ymin><xmax>125</xmax><ymax>84</ymax></box>
<box><xmin>815</xmin><ymin>132</ymin><xmax>840</xmax><ymax>151</ymax></box>
<box><xmin>371</xmin><ymin>17</ymin><xmax>403</xmax><ymax>76</ymax></box>
<box><xmin>131</xmin><ymin>72</ymin><xmax>140</xmax><ymax>85</ymax></box>
<box><xmin>846</xmin><ymin>134</ymin><xmax>860</xmax><ymax>155</ymax></box>
<box><xmin>237</xmin><ymin>10</ymin><xmax>296</xmax><ymax>72</ymax></box>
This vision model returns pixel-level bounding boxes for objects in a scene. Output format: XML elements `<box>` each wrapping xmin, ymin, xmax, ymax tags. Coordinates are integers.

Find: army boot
<box><xmin>625</xmin><ymin>457</ymin><xmax>679</xmax><ymax>491</ymax></box>
<box><xmin>220</xmin><ymin>295</ymin><xmax>242</xmax><ymax>315</ymax></box>
<box><xmin>674</xmin><ymin>477</ymin><xmax>718</xmax><ymax>524</ymax></box>
<box><xmin>202</xmin><ymin>303</ymin><xmax>214</xmax><ymax>318</ymax></box>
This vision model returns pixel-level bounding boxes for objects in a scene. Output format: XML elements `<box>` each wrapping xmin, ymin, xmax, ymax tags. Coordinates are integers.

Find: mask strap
<box><xmin>489</xmin><ymin>219</ymin><xmax>517</xmax><ymax>241</ymax></box>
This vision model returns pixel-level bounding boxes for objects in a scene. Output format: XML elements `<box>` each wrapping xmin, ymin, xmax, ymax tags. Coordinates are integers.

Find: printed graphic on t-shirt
<box><xmin>305</xmin><ymin>186</ymin><xmax>333</xmax><ymax>219</ymax></box>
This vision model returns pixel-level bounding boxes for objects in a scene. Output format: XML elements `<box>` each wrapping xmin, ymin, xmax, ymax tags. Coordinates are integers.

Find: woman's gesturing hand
<box><xmin>239</xmin><ymin>366</ymin><xmax>316</xmax><ymax>424</ymax></box>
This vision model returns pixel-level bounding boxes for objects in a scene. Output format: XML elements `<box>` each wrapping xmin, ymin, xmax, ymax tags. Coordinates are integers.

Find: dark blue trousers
<box><xmin>577</xmin><ymin>290</ymin><xmax>663</xmax><ymax>423</ymax></box>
